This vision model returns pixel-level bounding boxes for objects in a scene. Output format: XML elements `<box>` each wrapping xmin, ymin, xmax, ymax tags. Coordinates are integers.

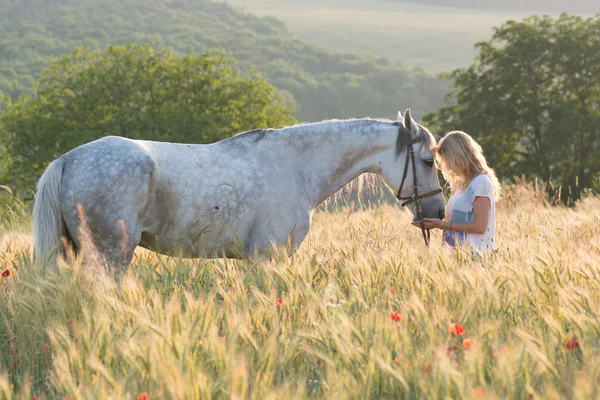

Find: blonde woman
<box><xmin>411</xmin><ymin>131</ymin><xmax>501</xmax><ymax>250</ymax></box>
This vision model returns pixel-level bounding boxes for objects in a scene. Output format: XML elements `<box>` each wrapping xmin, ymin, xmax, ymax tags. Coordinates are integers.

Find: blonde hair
<box><xmin>436</xmin><ymin>131</ymin><xmax>502</xmax><ymax>199</ymax></box>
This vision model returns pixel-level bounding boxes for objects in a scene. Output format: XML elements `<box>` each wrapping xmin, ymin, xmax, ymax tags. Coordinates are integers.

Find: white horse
<box><xmin>33</xmin><ymin>109</ymin><xmax>445</xmax><ymax>269</ymax></box>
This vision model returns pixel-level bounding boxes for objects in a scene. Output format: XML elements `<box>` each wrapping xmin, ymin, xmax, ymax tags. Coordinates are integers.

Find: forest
<box><xmin>0</xmin><ymin>0</ymin><xmax>448</xmax><ymax>123</ymax></box>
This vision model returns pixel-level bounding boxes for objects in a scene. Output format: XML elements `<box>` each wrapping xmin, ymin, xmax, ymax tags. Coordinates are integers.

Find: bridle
<box><xmin>395</xmin><ymin>126</ymin><xmax>443</xmax><ymax>246</ymax></box>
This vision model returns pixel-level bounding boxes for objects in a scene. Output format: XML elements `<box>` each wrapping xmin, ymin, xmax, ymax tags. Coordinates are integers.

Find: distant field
<box><xmin>225</xmin><ymin>0</ymin><xmax>560</xmax><ymax>73</ymax></box>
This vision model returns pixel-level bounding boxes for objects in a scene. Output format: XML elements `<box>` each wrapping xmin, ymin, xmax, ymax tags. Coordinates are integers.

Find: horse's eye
<box><xmin>424</xmin><ymin>159</ymin><xmax>434</xmax><ymax>168</ymax></box>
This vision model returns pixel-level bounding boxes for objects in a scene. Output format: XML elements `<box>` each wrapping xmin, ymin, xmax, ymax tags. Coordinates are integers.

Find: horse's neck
<box><xmin>279</xmin><ymin>120</ymin><xmax>397</xmax><ymax>208</ymax></box>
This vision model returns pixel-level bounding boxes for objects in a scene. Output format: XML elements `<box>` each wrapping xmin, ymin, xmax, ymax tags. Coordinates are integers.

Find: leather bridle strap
<box><xmin>394</xmin><ymin>129</ymin><xmax>443</xmax><ymax>246</ymax></box>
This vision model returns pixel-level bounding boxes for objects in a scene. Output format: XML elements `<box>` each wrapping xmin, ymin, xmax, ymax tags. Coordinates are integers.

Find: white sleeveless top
<box><xmin>442</xmin><ymin>174</ymin><xmax>495</xmax><ymax>250</ymax></box>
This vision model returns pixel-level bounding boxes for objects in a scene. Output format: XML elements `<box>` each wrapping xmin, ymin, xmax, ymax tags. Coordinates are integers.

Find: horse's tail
<box><xmin>33</xmin><ymin>157</ymin><xmax>66</xmax><ymax>268</ymax></box>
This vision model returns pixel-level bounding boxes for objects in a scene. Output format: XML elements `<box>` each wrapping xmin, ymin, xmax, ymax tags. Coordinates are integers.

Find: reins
<box><xmin>395</xmin><ymin>127</ymin><xmax>443</xmax><ymax>246</ymax></box>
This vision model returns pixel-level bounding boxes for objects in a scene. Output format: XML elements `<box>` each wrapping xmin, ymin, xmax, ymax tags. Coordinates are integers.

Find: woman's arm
<box><xmin>412</xmin><ymin>196</ymin><xmax>491</xmax><ymax>234</ymax></box>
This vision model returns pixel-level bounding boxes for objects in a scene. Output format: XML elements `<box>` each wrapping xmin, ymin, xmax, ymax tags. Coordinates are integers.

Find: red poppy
<box><xmin>566</xmin><ymin>337</ymin><xmax>580</xmax><ymax>350</ymax></box>
<box><xmin>137</xmin><ymin>393</ymin><xmax>149</xmax><ymax>400</ymax></box>
<box><xmin>447</xmin><ymin>323</ymin><xmax>465</xmax><ymax>337</ymax></box>
<box><xmin>471</xmin><ymin>388</ymin><xmax>486</xmax><ymax>398</ymax></box>
<box><xmin>42</xmin><ymin>345</ymin><xmax>52</xmax><ymax>355</ymax></box>
<box><xmin>277</xmin><ymin>298</ymin><xmax>283</xmax><ymax>306</ymax></box>
<box><xmin>390</xmin><ymin>311</ymin><xmax>402</xmax><ymax>322</ymax></box>
<box><xmin>462</xmin><ymin>338</ymin><xmax>475</xmax><ymax>351</ymax></box>
<box><xmin>1</xmin><ymin>269</ymin><xmax>9</xmax><ymax>278</ymax></box>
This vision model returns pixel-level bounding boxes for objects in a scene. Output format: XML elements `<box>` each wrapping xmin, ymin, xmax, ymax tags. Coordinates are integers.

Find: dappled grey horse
<box><xmin>33</xmin><ymin>109</ymin><xmax>445</xmax><ymax>268</ymax></box>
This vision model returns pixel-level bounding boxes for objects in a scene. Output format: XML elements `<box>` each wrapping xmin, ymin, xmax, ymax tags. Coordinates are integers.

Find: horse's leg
<box><xmin>93</xmin><ymin>220</ymin><xmax>142</xmax><ymax>270</ymax></box>
<box><xmin>62</xmin><ymin>204</ymin><xmax>143</xmax><ymax>271</ymax></box>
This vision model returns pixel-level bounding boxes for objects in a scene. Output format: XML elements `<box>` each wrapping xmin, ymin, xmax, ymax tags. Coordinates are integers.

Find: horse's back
<box><xmin>60</xmin><ymin>136</ymin><xmax>155</xmax><ymax>199</ymax></box>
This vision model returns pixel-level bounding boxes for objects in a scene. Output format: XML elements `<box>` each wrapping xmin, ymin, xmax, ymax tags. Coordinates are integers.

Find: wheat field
<box><xmin>1</xmin><ymin>182</ymin><xmax>599</xmax><ymax>399</ymax></box>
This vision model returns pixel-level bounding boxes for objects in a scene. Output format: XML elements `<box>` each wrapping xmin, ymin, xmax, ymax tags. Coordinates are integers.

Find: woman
<box><xmin>412</xmin><ymin>131</ymin><xmax>501</xmax><ymax>250</ymax></box>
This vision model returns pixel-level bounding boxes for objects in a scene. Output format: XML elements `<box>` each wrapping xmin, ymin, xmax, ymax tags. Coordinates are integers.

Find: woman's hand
<box><xmin>411</xmin><ymin>218</ymin><xmax>449</xmax><ymax>230</ymax></box>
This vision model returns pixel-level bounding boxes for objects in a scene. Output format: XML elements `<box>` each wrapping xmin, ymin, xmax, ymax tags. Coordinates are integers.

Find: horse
<box><xmin>33</xmin><ymin>109</ymin><xmax>445</xmax><ymax>269</ymax></box>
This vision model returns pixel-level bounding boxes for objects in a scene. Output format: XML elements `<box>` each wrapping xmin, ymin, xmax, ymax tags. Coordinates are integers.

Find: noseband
<box><xmin>395</xmin><ymin>128</ymin><xmax>443</xmax><ymax>246</ymax></box>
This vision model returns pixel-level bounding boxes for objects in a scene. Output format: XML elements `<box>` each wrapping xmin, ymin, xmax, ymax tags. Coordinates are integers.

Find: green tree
<box><xmin>0</xmin><ymin>44</ymin><xmax>295</xmax><ymax>197</ymax></box>
<box><xmin>424</xmin><ymin>14</ymin><xmax>600</xmax><ymax>203</ymax></box>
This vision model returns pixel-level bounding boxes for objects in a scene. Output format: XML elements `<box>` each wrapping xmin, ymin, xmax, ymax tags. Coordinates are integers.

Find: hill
<box><xmin>225</xmin><ymin>0</ymin><xmax>528</xmax><ymax>74</ymax></box>
<box><xmin>0</xmin><ymin>0</ymin><xmax>448</xmax><ymax>122</ymax></box>
<box><xmin>226</xmin><ymin>0</ymin><xmax>596</xmax><ymax>74</ymax></box>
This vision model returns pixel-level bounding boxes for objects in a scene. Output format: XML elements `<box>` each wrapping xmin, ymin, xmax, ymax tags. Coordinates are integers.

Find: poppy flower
<box><xmin>390</xmin><ymin>311</ymin><xmax>402</xmax><ymax>322</ymax></box>
<box><xmin>423</xmin><ymin>363</ymin><xmax>432</xmax><ymax>374</ymax></box>
<box><xmin>462</xmin><ymin>338</ymin><xmax>475</xmax><ymax>351</ymax></box>
<box><xmin>277</xmin><ymin>298</ymin><xmax>283</xmax><ymax>306</ymax></box>
<box><xmin>566</xmin><ymin>337</ymin><xmax>580</xmax><ymax>350</ymax></box>
<box><xmin>447</xmin><ymin>323</ymin><xmax>465</xmax><ymax>337</ymax></box>
<box><xmin>471</xmin><ymin>388</ymin><xmax>486</xmax><ymax>398</ymax></box>
<box><xmin>1</xmin><ymin>269</ymin><xmax>9</xmax><ymax>278</ymax></box>
<box><xmin>7</xmin><ymin>347</ymin><xmax>16</xmax><ymax>355</ymax></box>
<box><xmin>137</xmin><ymin>393</ymin><xmax>149</xmax><ymax>400</ymax></box>
<box><xmin>42</xmin><ymin>345</ymin><xmax>52</xmax><ymax>355</ymax></box>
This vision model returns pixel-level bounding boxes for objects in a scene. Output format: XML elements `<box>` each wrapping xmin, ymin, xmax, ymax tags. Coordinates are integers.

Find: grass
<box><xmin>1</xmin><ymin>181</ymin><xmax>600</xmax><ymax>398</ymax></box>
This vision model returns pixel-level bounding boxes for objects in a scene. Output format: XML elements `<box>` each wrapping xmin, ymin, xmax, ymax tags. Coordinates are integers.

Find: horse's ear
<box><xmin>397</xmin><ymin>111</ymin><xmax>404</xmax><ymax>122</ymax></box>
<box><xmin>403</xmin><ymin>109</ymin><xmax>418</xmax><ymax>136</ymax></box>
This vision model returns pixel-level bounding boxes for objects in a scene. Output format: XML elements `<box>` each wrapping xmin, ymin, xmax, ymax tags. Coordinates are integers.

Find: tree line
<box><xmin>424</xmin><ymin>14</ymin><xmax>600</xmax><ymax>203</ymax></box>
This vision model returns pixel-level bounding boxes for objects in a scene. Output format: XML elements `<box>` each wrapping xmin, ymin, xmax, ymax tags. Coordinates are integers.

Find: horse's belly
<box><xmin>138</xmin><ymin>232</ymin><xmax>241</xmax><ymax>258</ymax></box>
<box><xmin>138</xmin><ymin>211</ymin><xmax>251</xmax><ymax>259</ymax></box>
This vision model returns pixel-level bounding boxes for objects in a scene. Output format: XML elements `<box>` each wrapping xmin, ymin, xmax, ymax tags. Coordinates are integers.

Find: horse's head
<box><xmin>385</xmin><ymin>109</ymin><xmax>445</xmax><ymax>221</ymax></box>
